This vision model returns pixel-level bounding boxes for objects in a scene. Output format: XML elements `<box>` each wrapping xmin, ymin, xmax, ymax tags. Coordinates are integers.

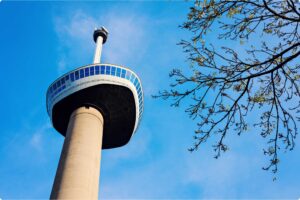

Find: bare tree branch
<box><xmin>154</xmin><ymin>0</ymin><xmax>300</xmax><ymax>177</ymax></box>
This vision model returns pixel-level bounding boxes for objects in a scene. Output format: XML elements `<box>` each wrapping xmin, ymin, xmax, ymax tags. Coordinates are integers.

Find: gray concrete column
<box><xmin>50</xmin><ymin>106</ymin><xmax>104</xmax><ymax>199</ymax></box>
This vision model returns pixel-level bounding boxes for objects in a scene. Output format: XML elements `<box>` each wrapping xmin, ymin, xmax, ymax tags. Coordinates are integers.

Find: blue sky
<box><xmin>1</xmin><ymin>1</ymin><xmax>300</xmax><ymax>199</ymax></box>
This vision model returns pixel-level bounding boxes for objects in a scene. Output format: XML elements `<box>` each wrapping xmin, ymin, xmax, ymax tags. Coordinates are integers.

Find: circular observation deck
<box><xmin>46</xmin><ymin>64</ymin><xmax>143</xmax><ymax>149</ymax></box>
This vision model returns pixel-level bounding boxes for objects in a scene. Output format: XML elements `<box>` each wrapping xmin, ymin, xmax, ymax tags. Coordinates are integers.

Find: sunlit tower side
<box><xmin>46</xmin><ymin>27</ymin><xmax>144</xmax><ymax>199</ymax></box>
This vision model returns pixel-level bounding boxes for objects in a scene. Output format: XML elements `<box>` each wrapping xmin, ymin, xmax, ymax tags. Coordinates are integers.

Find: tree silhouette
<box><xmin>154</xmin><ymin>0</ymin><xmax>300</xmax><ymax>176</ymax></box>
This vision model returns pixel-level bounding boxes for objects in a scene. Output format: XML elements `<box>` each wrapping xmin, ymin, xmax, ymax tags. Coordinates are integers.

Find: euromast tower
<box><xmin>46</xmin><ymin>27</ymin><xmax>143</xmax><ymax>199</ymax></box>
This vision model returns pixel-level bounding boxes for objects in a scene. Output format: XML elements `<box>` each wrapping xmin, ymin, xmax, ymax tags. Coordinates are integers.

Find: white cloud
<box><xmin>53</xmin><ymin>9</ymin><xmax>149</xmax><ymax>73</ymax></box>
<box><xmin>102</xmin><ymin>125</ymin><xmax>152</xmax><ymax>169</ymax></box>
<box><xmin>53</xmin><ymin>10</ymin><xmax>98</xmax><ymax>74</ymax></box>
<box><xmin>103</xmin><ymin>14</ymin><xmax>148</xmax><ymax>65</ymax></box>
<box><xmin>54</xmin><ymin>10</ymin><xmax>97</xmax><ymax>45</ymax></box>
<box><xmin>30</xmin><ymin>133</ymin><xmax>43</xmax><ymax>150</ymax></box>
<box><xmin>52</xmin><ymin>8</ymin><xmax>174</xmax><ymax>99</ymax></box>
<box><xmin>185</xmin><ymin>154</ymin><xmax>239</xmax><ymax>197</ymax></box>
<box><xmin>57</xmin><ymin>56</ymin><xmax>66</xmax><ymax>74</ymax></box>
<box><xmin>29</xmin><ymin>122</ymin><xmax>51</xmax><ymax>152</ymax></box>
<box><xmin>100</xmin><ymin>153</ymin><xmax>183</xmax><ymax>199</ymax></box>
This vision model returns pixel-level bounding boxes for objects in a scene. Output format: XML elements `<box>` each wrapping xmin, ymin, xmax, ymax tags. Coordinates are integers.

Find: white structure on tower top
<box><xmin>93</xmin><ymin>27</ymin><xmax>109</xmax><ymax>64</ymax></box>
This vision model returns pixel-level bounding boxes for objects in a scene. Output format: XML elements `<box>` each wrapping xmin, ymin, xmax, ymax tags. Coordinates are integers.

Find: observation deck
<box><xmin>46</xmin><ymin>63</ymin><xmax>143</xmax><ymax>149</ymax></box>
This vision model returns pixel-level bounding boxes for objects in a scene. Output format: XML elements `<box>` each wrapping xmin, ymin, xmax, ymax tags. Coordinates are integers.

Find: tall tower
<box><xmin>46</xmin><ymin>27</ymin><xmax>143</xmax><ymax>199</ymax></box>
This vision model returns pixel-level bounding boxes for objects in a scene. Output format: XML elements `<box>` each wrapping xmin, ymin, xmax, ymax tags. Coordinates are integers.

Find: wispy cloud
<box><xmin>54</xmin><ymin>10</ymin><xmax>97</xmax><ymax>46</ymax></box>
<box><xmin>53</xmin><ymin>10</ymin><xmax>97</xmax><ymax>74</ymax></box>
<box><xmin>183</xmin><ymin>153</ymin><xmax>249</xmax><ymax>198</ymax></box>
<box><xmin>102</xmin><ymin>124</ymin><xmax>152</xmax><ymax>170</ymax></box>
<box><xmin>29</xmin><ymin>122</ymin><xmax>52</xmax><ymax>152</ymax></box>
<box><xmin>57</xmin><ymin>55</ymin><xmax>66</xmax><ymax>74</ymax></box>
<box><xmin>52</xmin><ymin>8</ymin><xmax>177</xmax><ymax>99</ymax></box>
<box><xmin>53</xmin><ymin>9</ymin><xmax>149</xmax><ymax>73</ymax></box>
<box><xmin>103</xmin><ymin>13</ymin><xmax>148</xmax><ymax>65</ymax></box>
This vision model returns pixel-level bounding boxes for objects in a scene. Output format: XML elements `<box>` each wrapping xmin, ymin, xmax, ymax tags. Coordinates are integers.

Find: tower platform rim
<box><xmin>46</xmin><ymin>63</ymin><xmax>144</xmax><ymax>135</ymax></box>
<box><xmin>46</xmin><ymin>63</ymin><xmax>142</xmax><ymax>92</ymax></box>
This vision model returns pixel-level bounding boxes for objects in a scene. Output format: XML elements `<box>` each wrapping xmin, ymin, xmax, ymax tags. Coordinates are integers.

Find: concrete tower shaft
<box><xmin>50</xmin><ymin>107</ymin><xmax>103</xmax><ymax>199</ymax></box>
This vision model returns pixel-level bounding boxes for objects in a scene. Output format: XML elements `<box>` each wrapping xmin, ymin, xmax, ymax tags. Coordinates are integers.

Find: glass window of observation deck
<box><xmin>90</xmin><ymin>66</ymin><xmax>95</xmax><ymax>75</ymax></box>
<box><xmin>106</xmin><ymin>66</ymin><xmax>111</xmax><ymax>75</ymax></box>
<box><xmin>95</xmin><ymin>66</ymin><xmax>100</xmax><ymax>74</ymax></box>
<box><xmin>130</xmin><ymin>74</ymin><xmax>135</xmax><ymax>83</ymax></box>
<box><xmin>111</xmin><ymin>67</ymin><xmax>116</xmax><ymax>76</ymax></box>
<box><xmin>80</xmin><ymin>69</ymin><xmax>84</xmax><ymax>78</ymax></box>
<box><xmin>101</xmin><ymin>66</ymin><xmax>105</xmax><ymax>74</ymax></box>
<box><xmin>133</xmin><ymin>78</ymin><xmax>138</xmax><ymax>86</ymax></box>
<box><xmin>61</xmin><ymin>78</ymin><xmax>65</xmax><ymax>85</ymax></box>
<box><xmin>126</xmin><ymin>71</ymin><xmax>132</xmax><ymax>80</ymax></box>
<box><xmin>116</xmin><ymin>68</ymin><xmax>121</xmax><ymax>77</ymax></box>
<box><xmin>121</xmin><ymin>69</ymin><xmax>126</xmax><ymax>78</ymax></box>
<box><xmin>75</xmin><ymin>71</ymin><xmax>79</xmax><ymax>80</ymax></box>
<box><xmin>70</xmin><ymin>73</ymin><xmax>75</xmax><ymax>81</ymax></box>
<box><xmin>85</xmin><ymin>68</ymin><xmax>89</xmax><ymax>76</ymax></box>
